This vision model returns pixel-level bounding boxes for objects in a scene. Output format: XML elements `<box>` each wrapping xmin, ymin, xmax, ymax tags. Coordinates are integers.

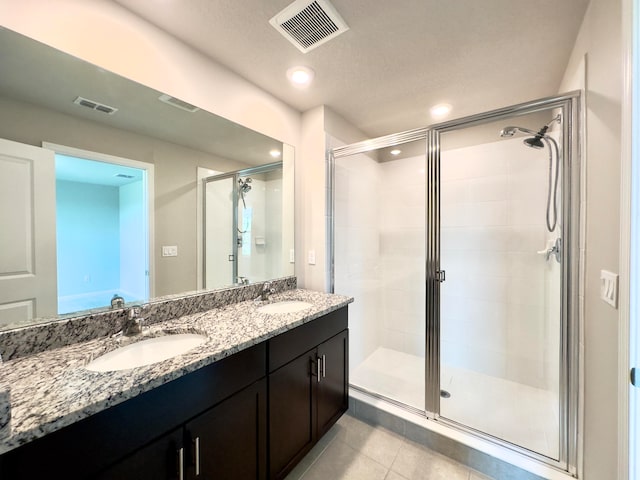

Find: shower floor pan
<box><xmin>351</xmin><ymin>347</ymin><xmax>559</xmax><ymax>459</ymax></box>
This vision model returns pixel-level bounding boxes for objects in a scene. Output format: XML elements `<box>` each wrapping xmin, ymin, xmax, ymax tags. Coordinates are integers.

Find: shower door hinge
<box><xmin>436</xmin><ymin>270</ymin><xmax>446</xmax><ymax>283</ymax></box>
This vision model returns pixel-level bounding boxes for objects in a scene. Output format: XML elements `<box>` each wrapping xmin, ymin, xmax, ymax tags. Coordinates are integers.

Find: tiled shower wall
<box><xmin>334</xmin><ymin>152</ymin><xmax>382</xmax><ymax>368</ymax></box>
<box><xmin>378</xmin><ymin>156</ymin><xmax>426</xmax><ymax>357</ymax></box>
<box><xmin>336</xmin><ymin>135</ymin><xmax>560</xmax><ymax>391</ymax></box>
<box><xmin>440</xmin><ymin>136</ymin><xmax>560</xmax><ymax>389</ymax></box>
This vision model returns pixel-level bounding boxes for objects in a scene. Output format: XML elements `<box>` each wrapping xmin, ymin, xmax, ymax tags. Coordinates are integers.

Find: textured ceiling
<box><xmin>114</xmin><ymin>0</ymin><xmax>589</xmax><ymax>138</ymax></box>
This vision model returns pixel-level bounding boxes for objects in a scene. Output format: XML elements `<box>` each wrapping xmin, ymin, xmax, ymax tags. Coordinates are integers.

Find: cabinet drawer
<box><xmin>268</xmin><ymin>307</ymin><xmax>347</xmax><ymax>373</ymax></box>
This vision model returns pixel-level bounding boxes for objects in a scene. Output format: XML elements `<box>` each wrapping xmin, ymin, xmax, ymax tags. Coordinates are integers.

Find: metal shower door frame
<box><xmin>328</xmin><ymin>91</ymin><xmax>581</xmax><ymax>473</ymax></box>
<box><xmin>426</xmin><ymin>92</ymin><xmax>580</xmax><ymax>474</ymax></box>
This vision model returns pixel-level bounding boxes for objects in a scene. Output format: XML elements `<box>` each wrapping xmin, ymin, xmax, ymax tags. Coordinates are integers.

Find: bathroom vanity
<box><xmin>0</xmin><ymin>287</ymin><xmax>351</xmax><ymax>480</ymax></box>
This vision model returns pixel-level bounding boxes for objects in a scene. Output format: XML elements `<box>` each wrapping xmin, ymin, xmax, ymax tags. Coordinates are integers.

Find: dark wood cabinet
<box><xmin>268</xmin><ymin>348</ymin><xmax>317</xmax><ymax>477</ymax></box>
<box><xmin>94</xmin><ymin>427</ymin><xmax>185</xmax><ymax>480</ymax></box>
<box><xmin>95</xmin><ymin>378</ymin><xmax>267</xmax><ymax>480</ymax></box>
<box><xmin>184</xmin><ymin>378</ymin><xmax>267</xmax><ymax>480</ymax></box>
<box><xmin>268</xmin><ymin>308</ymin><xmax>349</xmax><ymax>479</ymax></box>
<box><xmin>0</xmin><ymin>306</ymin><xmax>349</xmax><ymax>480</ymax></box>
<box><xmin>317</xmin><ymin>330</ymin><xmax>349</xmax><ymax>437</ymax></box>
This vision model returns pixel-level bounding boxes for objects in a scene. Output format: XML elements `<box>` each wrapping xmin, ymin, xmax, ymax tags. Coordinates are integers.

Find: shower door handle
<box><xmin>632</xmin><ymin>368</ymin><xmax>638</xmax><ymax>387</ymax></box>
<box><xmin>436</xmin><ymin>270</ymin><xmax>446</xmax><ymax>282</ymax></box>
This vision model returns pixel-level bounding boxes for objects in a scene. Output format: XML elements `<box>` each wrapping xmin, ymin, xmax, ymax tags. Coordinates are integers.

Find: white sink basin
<box><xmin>86</xmin><ymin>333</ymin><xmax>207</xmax><ymax>372</ymax></box>
<box><xmin>257</xmin><ymin>300</ymin><xmax>313</xmax><ymax>314</ymax></box>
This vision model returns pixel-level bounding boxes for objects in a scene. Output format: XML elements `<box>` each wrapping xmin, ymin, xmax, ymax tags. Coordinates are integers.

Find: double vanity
<box><xmin>0</xmin><ymin>280</ymin><xmax>352</xmax><ymax>479</ymax></box>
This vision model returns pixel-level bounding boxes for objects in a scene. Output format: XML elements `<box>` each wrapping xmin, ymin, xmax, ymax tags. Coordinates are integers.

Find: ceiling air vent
<box><xmin>158</xmin><ymin>94</ymin><xmax>200</xmax><ymax>113</ymax></box>
<box><xmin>73</xmin><ymin>96</ymin><xmax>118</xmax><ymax>115</ymax></box>
<box><xmin>269</xmin><ymin>0</ymin><xmax>349</xmax><ymax>53</ymax></box>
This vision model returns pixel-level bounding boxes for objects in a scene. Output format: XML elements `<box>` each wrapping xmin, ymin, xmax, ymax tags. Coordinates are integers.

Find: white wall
<box><xmin>559</xmin><ymin>0</ymin><xmax>623</xmax><ymax>478</ymax></box>
<box><xmin>298</xmin><ymin>106</ymin><xmax>369</xmax><ymax>292</ymax></box>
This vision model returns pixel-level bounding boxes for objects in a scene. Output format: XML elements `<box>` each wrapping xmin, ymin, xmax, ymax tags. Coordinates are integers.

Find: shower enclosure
<box><xmin>203</xmin><ymin>162</ymin><xmax>285</xmax><ymax>288</ymax></box>
<box><xmin>329</xmin><ymin>93</ymin><xmax>580</xmax><ymax>472</ymax></box>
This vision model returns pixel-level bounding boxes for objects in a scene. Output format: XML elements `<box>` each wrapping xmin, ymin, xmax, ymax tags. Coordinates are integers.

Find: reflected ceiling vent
<box><xmin>269</xmin><ymin>0</ymin><xmax>349</xmax><ymax>53</ymax></box>
<box><xmin>73</xmin><ymin>96</ymin><xmax>118</xmax><ymax>115</ymax></box>
<box><xmin>158</xmin><ymin>94</ymin><xmax>200</xmax><ymax>113</ymax></box>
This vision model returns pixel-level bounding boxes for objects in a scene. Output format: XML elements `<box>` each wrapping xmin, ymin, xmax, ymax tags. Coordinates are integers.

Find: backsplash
<box><xmin>0</xmin><ymin>277</ymin><xmax>296</xmax><ymax>362</ymax></box>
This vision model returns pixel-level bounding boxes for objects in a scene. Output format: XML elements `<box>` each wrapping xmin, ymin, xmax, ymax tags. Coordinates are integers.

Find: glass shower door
<box><xmin>204</xmin><ymin>175</ymin><xmax>236</xmax><ymax>289</ymax></box>
<box><xmin>333</xmin><ymin>140</ymin><xmax>427</xmax><ymax>411</ymax></box>
<box><xmin>437</xmin><ymin>114</ymin><xmax>562</xmax><ymax>459</ymax></box>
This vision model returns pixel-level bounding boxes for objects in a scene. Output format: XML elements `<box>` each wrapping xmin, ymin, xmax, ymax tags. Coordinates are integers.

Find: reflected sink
<box><xmin>257</xmin><ymin>301</ymin><xmax>313</xmax><ymax>314</ymax></box>
<box><xmin>86</xmin><ymin>333</ymin><xmax>207</xmax><ymax>372</ymax></box>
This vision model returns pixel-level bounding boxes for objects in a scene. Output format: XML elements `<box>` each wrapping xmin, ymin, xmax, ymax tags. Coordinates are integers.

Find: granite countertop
<box><xmin>0</xmin><ymin>289</ymin><xmax>352</xmax><ymax>455</ymax></box>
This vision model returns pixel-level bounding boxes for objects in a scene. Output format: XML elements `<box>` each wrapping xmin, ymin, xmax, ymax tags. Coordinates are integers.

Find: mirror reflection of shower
<box><xmin>238</xmin><ymin>177</ymin><xmax>252</xmax><ymax>208</ymax></box>
<box><xmin>202</xmin><ymin>162</ymin><xmax>286</xmax><ymax>290</ymax></box>
<box><xmin>500</xmin><ymin>114</ymin><xmax>561</xmax><ymax>232</ymax></box>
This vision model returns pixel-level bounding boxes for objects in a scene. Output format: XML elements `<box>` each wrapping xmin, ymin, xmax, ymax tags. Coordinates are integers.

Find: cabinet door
<box><xmin>269</xmin><ymin>349</ymin><xmax>317</xmax><ymax>480</ymax></box>
<box><xmin>317</xmin><ymin>330</ymin><xmax>349</xmax><ymax>437</ymax></box>
<box><xmin>185</xmin><ymin>378</ymin><xmax>267</xmax><ymax>480</ymax></box>
<box><xmin>94</xmin><ymin>427</ymin><xmax>184</xmax><ymax>480</ymax></box>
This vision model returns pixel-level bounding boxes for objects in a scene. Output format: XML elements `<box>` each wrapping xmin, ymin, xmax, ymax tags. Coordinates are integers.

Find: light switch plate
<box><xmin>162</xmin><ymin>245</ymin><xmax>178</xmax><ymax>257</ymax></box>
<box><xmin>600</xmin><ymin>270</ymin><xmax>618</xmax><ymax>308</ymax></box>
<box><xmin>289</xmin><ymin>249</ymin><xmax>295</xmax><ymax>263</ymax></box>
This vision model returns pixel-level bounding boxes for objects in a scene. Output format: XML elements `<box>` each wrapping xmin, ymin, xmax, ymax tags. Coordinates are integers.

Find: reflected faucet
<box><xmin>110</xmin><ymin>294</ymin><xmax>125</xmax><ymax>309</ymax></box>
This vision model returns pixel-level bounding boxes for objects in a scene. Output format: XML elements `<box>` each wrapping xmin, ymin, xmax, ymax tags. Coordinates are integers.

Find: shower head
<box><xmin>523</xmin><ymin>125</ymin><xmax>549</xmax><ymax>149</ymax></box>
<box><xmin>523</xmin><ymin>136</ymin><xmax>545</xmax><ymax>149</ymax></box>
<box><xmin>238</xmin><ymin>177</ymin><xmax>252</xmax><ymax>194</ymax></box>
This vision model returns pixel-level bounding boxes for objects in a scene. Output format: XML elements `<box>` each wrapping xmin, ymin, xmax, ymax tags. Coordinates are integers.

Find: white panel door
<box><xmin>0</xmin><ymin>138</ymin><xmax>57</xmax><ymax>325</ymax></box>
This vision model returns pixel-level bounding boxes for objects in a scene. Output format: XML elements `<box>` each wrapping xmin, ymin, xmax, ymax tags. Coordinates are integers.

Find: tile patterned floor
<box><xmin>285</xmin><ymin>414</ymin><xmax>494</xmax><ymax>480</ymax></box>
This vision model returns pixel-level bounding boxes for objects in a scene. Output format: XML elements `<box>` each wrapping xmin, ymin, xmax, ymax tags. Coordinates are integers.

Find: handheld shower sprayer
<box><xmin>498</xmin><ymin>114</ymin><xmax>561</xmax><ymax>232</ymax></box>
<box><xmin>238</xmin><ymin>177</ymin><xmax>252</xmax><ymax>208</ymax></box>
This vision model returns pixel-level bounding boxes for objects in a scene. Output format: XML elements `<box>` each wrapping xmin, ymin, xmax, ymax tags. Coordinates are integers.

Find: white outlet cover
<box><xmin>308</xmin><ymin>249</ymin><xmax>316</xmax><ymax>265</ymax></box>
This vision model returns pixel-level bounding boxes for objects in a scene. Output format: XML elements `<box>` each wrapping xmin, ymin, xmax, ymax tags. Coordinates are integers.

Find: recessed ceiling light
<box><xmin>390</xmin><ymin>149</ymin><xmax>402</xmax><ymax>156</ymax></box>
<box><xmin>430</xmin><ymin>103</ymin><xmax>452</xmax><ymax>118</ymax></box>
<box><xmin>287</xmin><ymin>66</ymin><xmax>315</xmax><ymax>88</ymax></box>
<box><xmin>270</xmin><ymin>149</ymin><xmax>282</xmax><ymax>158</ymax></box>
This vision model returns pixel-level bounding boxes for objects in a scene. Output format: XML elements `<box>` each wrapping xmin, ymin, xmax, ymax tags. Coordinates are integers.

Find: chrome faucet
<box><xmin>122</xmin><ymin>307</ymin><xmax>145</xmax><ymax>336</ymax></box>
<box><xmin>259</xmin><ymin>281</ymin><xmax>276</xmax><ymax>301</ymax></box>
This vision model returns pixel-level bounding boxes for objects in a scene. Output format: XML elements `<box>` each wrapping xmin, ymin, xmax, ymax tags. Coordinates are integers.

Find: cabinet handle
<box><xmin>322</xmin><ymin>354</ymin><xmax>326</xmax><ymax>378</ymax></box>
<box><xmin>194</xmin><ymin>436</ymin><xmax>200</xmax><ymax>476</ymax></box>
<box><xmin>177</xmin><ymin>447</ymin><xmax>184</xmax><ymax>480</ymax></box>
<box><xmin>316</xmin><ymin>357</ymin><xmax>321</xmax><ymax>383</ymax></box>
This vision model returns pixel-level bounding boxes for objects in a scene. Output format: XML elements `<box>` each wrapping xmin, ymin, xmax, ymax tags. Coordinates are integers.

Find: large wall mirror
<box><xmin>0</xmin><ymin>27</ymin><xmax>295</xmax><ymax>330</ymax></box>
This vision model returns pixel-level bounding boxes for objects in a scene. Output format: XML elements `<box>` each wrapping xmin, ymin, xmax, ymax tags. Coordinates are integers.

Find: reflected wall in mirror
<box><xmin>0</xmin><ymin>28</ymin><xmax>295</xmax><ymax>330</ymax></box>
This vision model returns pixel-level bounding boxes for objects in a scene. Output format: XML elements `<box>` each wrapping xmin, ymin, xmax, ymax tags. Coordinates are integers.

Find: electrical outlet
<box><xmin>289</xmin><ymin>249</ymin><xmax>295</xmax><ymax>263</ymax></box>
<box><xmin>308</xmin><ymin>250</ymin><xmax>316</xmax><ymax>265</ymax></box>
<box><xmin>600</xmin><ymin>270</ymin><xmax>618</xmax><ymax>308</ymax></box>
<box><xmin>162</xmin><ymin>245</ymin><xmax>178</xmax><ymax>257</ymax></box>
